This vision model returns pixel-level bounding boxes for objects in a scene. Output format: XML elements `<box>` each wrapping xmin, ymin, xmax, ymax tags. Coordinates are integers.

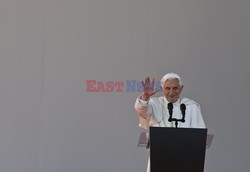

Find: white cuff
<box><xmin>138</xmin><ymin>96</ymin><xmax>149</xmax><ymax>105</ymax></box>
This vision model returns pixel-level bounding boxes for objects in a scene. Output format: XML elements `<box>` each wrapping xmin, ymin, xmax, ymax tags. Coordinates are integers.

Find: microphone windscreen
<box><xmin>167</xmin><ymin>103</ymin><xmax>173</xmax><ymax>110</ymax></box>
<box><xmin>180</xmin><ymin>104</ymin><xmax>186</xmax><ymax>111</ymax></box>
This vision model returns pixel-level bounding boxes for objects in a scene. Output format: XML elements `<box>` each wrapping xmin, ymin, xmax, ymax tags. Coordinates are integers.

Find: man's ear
<box><xmin>159</xmin><ymin>85</ymin><xmax>163</xmax><ymax>91</ymax></box>
<box><xmin>180</xmin><ymin>85</ymin><xmax>184</xmax><ymax>92</ymax></box>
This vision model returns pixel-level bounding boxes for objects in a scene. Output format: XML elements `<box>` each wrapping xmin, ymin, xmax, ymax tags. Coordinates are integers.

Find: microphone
<box><xmin>180</xmin><ymin>104</ymin><xmax>186</xmax><ymax>122</ymax></box>
<box><xmin>167</xmin><ymin>103</ymin><xmax>173</xmax><ymax>122</ymax></box>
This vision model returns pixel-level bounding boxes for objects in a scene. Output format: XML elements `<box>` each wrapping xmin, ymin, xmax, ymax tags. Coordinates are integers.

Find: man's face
<box><xmin>162</xmin><ymin>79</ymin><xmax>183</xmax><ymax>103</ymax></box>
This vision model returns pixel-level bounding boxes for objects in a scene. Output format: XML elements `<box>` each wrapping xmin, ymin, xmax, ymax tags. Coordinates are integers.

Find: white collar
<box><xmin>163</xmin><ymin>96</ymin><xmax>181</xmax><ymax>106</ymax></box>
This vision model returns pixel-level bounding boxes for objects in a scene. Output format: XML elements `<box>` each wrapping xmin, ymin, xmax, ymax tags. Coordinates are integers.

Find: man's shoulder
<box><xmin>181</xmin><ymin>97</ymin><xmax>200</xmax><ymax>107</ymax></box>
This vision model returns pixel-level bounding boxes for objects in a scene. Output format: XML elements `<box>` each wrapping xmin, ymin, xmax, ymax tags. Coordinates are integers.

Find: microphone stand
<box><xmin>168</xmin><ymin>103</ymin><xmax>186</xmax><ymax>128</ymax></box>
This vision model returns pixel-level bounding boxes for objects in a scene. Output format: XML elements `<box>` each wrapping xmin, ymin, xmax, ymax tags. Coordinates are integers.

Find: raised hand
<box><xmin>141</xmin><ymin>77</ymin><xmax>159</xmax><ymax>101</ymax></box>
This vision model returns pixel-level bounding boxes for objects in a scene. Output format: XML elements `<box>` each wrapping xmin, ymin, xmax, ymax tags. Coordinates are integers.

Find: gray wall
<box><xmin>0</xmin><ymin>0</ymin><xmax>249</xmax><ymax>172</ymax></box>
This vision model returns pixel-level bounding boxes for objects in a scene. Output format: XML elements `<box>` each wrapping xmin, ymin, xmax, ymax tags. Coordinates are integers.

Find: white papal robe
<box><xmin>134</xmin><ymin>96</ymin><xmax>206</xmax><ymax>172</ymax></box>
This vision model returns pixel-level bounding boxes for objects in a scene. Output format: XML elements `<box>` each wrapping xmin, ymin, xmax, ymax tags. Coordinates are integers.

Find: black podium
<box><xmin>150</xmin><ymin>127</ymin><xmax>207</xmax><ymax>172</ymax></box>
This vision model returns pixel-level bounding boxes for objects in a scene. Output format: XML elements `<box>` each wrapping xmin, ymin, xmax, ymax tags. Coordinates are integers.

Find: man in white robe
<box><xmin>134</xmin><ymin>73</ymin><xmax>206</xmax><ymax>172</ymax></box>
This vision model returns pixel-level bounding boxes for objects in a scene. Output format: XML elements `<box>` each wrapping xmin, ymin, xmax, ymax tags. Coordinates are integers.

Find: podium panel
<box><xmin>150</xmin><ymin>127</ymin><xmax>207</xmax><ymax>172</ymax></box>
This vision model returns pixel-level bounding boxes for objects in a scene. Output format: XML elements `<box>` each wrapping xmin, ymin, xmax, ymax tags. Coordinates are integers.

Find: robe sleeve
<box><xmin>134</xmin><ymin>96</ymin><xmax>153</xmax><ymax>129</ymax></box>
<box><xmin>191</xmin><ymin>104</ymin><xmax>206</xmax><ymax>128</ymax></box>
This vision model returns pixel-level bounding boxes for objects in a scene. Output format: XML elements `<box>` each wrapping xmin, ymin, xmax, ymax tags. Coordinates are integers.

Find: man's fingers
<box><xmin>143</xmin><ymin>77</ymin><xmax>149</xmax><ymax>91</ymax></box>
<box><xmin>142</xmin><ymin>80</ymin><xmax>145</xmax><ymax>87</ymax></box>
<box><xmin>152</xmin><ymin>77</ymin><xmax>155</xmax><ymax>84</ymax></box>
<box><xmin>142</xmin><ymin>81</ymin><xmax>147</xmax><ymax>90</ymax></box>
<box><xmin>151</xmin><ymin>77</ymin><xmax>155</xmax><ymax>90</ymax></box>
<box><xmin>142</xmin><ymin>76</ymin><xmax>157</xmax><ymax>93</ymax></box>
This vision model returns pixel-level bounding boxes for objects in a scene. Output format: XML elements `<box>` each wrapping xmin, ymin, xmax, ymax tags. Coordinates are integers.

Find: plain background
<box><xmin>0</xmin><ymin>0</ymin><xmax>249</xmax><ymax>172</ymax></box>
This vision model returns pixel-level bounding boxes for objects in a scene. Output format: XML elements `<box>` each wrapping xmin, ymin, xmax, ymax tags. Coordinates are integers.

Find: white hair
<box><xmin>160</xmin><ymin>72</ymin><xmax>183</xmax><ymax>86</ymax></box>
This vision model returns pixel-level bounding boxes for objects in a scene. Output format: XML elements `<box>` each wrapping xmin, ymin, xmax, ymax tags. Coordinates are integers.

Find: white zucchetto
<box><xmin>160</xmin><ymin>72</ymin><xmax>183</xmax><ymax>86</ymax></box>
